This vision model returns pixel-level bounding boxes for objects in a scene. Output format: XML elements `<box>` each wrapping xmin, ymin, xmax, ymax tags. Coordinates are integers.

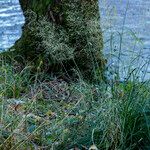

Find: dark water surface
<box><xmin>0</xmin><ymin>0</ymin><xmax>149</xmax><ymax>80</ymax></box>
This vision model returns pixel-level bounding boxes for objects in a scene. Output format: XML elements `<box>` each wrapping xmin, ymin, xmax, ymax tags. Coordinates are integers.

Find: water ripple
<box><xmin>0</xmin><ymin>0</ymin><xmax>24</xmax><ymax>51</ymax></box>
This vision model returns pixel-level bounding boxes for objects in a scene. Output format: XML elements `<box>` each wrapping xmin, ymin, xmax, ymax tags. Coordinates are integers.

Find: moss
<box><xmin>12</xmin><ymin>0</ymin><xmax>105</xmax><ymax>81</ymax></box>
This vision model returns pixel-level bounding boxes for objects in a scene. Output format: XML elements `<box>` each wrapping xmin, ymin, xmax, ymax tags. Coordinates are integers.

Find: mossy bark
<box><xmin>13</xmin><ymin>0</ymin><xmax>105</xmax><ymax>81</ymax></box>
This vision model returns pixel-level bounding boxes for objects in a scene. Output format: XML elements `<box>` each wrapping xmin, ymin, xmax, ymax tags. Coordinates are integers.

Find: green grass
<box><xmin>0</xmin><ymin>57</ymin><xmax>150</xmax><ymax>150</ymax></box>
<box><xmin>0</xmin><ymin>2</ymin><xmax>150</xmax><ymax>149</ymax></box>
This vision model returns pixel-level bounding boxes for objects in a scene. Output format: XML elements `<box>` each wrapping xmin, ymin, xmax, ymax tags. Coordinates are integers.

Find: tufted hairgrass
<box><xmin>0</xmin><ymin>52</ymin><xmax>150</xmax><ymax>150</ymax></box>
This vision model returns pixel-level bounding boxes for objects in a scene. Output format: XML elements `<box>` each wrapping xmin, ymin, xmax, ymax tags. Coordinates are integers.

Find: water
<box><xmin>0</xmin><ymin>0</ymin><xmax>149</xmax><ymax>80</ymax></box>
<box><xmin>0</xmin><ymin>0</ymin><xmax>24</xmax><ymax>50</ymax></box>
<box><xmin>100</xmin><ymin>0</ymin><xmax>150</xmax><ymax>81</ymax></box>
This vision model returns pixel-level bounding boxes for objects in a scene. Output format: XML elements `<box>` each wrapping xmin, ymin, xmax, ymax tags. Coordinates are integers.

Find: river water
<box><xmin>100</xmin><ymin>0</ymin><xmax>150</xmax><ymax>81</ymax></box>
<box><xmin>0</xmin><ymin>0</ymin><xmax>149</xmax><ymax>80</ymax></box>
<box><xmin>0</xmin><ymin>0</ymin><xmax>24</xmax><ymax>50</ymax></box>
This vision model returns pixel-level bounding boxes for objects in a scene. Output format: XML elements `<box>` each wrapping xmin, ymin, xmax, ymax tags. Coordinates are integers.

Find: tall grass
<box><xmin>0</xmin><ymin>51</ymin><xmax>150</xmax><ymax>150</ymax></box>
<box><xmin>0</xmin><ymin>1</ymin><xmax>150</xmax><ymax>150</ymax></box>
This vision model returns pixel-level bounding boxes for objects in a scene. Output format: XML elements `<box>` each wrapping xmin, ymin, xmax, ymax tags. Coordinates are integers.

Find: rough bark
<box><xmin>13</xmin><ymin>0</ymin><xmax>105</xmax><ymax>81</ymax></box>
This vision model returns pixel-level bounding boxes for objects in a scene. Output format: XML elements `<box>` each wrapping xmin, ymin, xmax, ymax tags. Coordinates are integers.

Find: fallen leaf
<box><xmin>89</xmin><ymin>145</ymin><xmax>98</xmax><ymax>150</ymax></box>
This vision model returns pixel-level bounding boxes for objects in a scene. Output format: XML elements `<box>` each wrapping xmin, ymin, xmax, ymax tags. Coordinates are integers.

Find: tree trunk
<box><xmin>13</xmin><ymin>0</ymin><xmax>105</xmax><ymax>81</ymax></box>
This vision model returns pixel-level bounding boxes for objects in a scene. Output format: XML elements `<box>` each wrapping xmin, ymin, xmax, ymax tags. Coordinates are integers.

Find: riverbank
<box><xmin>0</xmin><ymin>0</ymin><xmax>150</xmax><ymax>149</ymax></box>
<box><xmin>0</xmin><ymin>56</ymin><xmax>150</xmax><ymax>150</ymax></box>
